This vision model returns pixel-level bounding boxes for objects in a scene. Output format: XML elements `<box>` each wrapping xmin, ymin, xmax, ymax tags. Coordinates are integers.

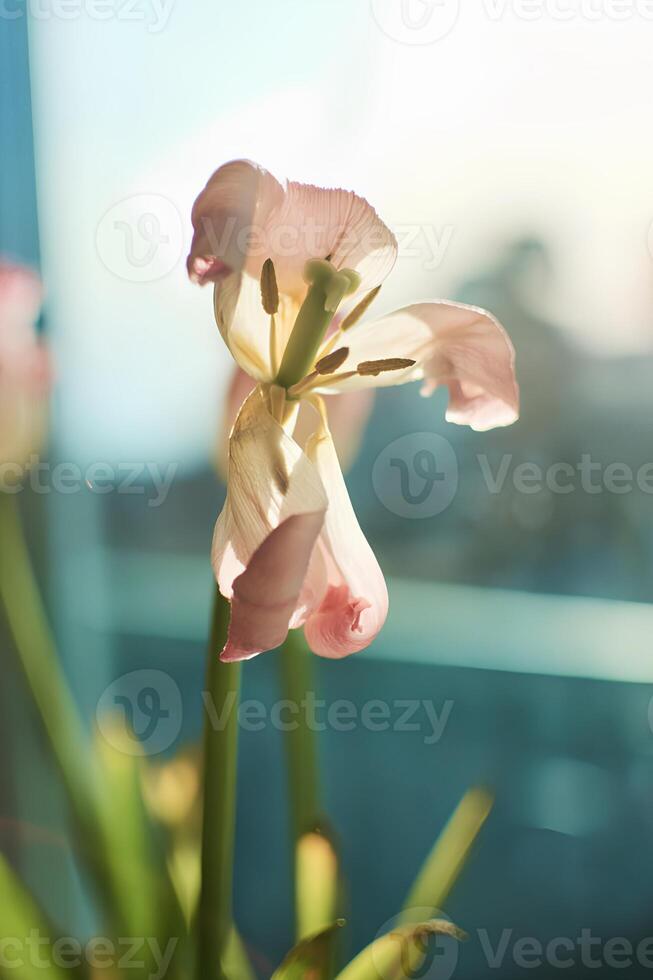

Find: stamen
<box><xmin>357</xmin><ymin>357</ymin><xmax>416</xmax><ymax>377</ymax></box>
<box><xmin>287</xmin><ymin>367</ymin><xmax>358</xmax><ymax>399</ymax></box>
<box><xmin>260</xmin><ymin>258</ymin><xmax>279</xmax><ymax>315</ymax></box>
<box><xmin>315</xmin><ymin>347</ymin><xmax>349</xmax><ymax>375</ymax></box>
<box><xmin>340</xmin><ymin>285</ymin><xmax>382</xmax><ymax>331</ymax></box>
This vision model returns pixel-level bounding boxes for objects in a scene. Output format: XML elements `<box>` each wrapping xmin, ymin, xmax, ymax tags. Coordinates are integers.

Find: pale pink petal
<box><xmin>320</xmin><ymin>301</ymin><xmax>519</xmax><ymax>432</ymax></box>
<box><xmin>187</xmin><ymin>159</ymin><xmax>398</xmax><ymax>302</ymax></box>
<box><xmin>212</xmin><ymin>386</ymin><xmax>327</xmax><ymax>601</ymax></box>
<box><xmin>268</xmin><ymin>179</ymin><xmax>397</xmax><ymax>301</ymax></box>
<box><xmin>187</xmin><ymin>160</ymin><xmax>284</xmax><ymax>286</ymax></box>
<box><xmin>221</xmin><ymin>512</ymin><xmax>325</xmax><ymax>662</ymax></box>
<box><xmin>303</xmin><ymin>425</ymin><xmax>388</xmax><ymax>659</ymax></box>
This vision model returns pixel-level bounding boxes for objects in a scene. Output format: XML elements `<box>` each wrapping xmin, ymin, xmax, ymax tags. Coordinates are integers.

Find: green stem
<box><xmin>278</xmin><ymin>630</ymin><xmax>321</xmax><ymax>844</ymax></box>
<box><xmin>197</xmin><ymin>588</ymin><xmax>241</xmax><ymax>980</ymax></box>
<box><xmin>0</xmin><ymin>493</ymin><xmax>125</xmax><ymax>933</ymax></box>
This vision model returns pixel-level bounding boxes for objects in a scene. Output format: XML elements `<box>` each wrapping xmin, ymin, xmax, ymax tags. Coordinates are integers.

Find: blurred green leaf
<box><xmin>0</xmin><ymin>496</ymin><xmax>124</xmax><ymax>927</ymax></box>
<box><xmin>94</xmin><ymin>721</ymin><xmax>162</xmax><ymax>940</ymax></box>
<box><xmin>401</xmin><ymin>787</ymin><xmax>493</xmax><ymax>918</ymax></box>
<box><xmin>335</xmin><ymin>919</ymin><xmax>466</xmax><ymax>980</ymax></box>
<box><xmin>296</xmin><ymin>830</ymin><xmax>339</xmax><ymax>941</ymax></box>
<box><xmin>220</xmin><ymin>927</ymin><xmax>257</xmax><ymax>980</ymax></box>
<box><xmin>0</xmin><ymin>853</ymin><xmax>84</xmax><ymax>980</ymax></box>
<box><xmin>272</xmin><ymin>921</ymin><xmax>345</xmax><ymax>980</ymax></box>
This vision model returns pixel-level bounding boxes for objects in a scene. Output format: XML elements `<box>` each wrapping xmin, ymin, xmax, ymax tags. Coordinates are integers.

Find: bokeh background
<box><xmin>3</xmin><ymin>1</ymin><xmax>653</xmax><ymax>976</ymax></box>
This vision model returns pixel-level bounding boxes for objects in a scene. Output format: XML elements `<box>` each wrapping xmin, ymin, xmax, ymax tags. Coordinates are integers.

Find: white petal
<box><xmin>212</xmin><ymin>387</ymin><xmax>327</xmax><ymax>598</ymax></box>
<box><xmin>213</xmin><ymin>272</ymin><xmax>298</xmax><ymax>382</ymax></box>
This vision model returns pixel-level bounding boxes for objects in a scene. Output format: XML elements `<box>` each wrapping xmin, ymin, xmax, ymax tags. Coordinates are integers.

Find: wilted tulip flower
<box><xmin>188</xmin><ymin>160</ymin><xmax>518</xmax><ymax>662</ymax></box>
<box><xmin>0</xmin><ymin>262</ymin><xmax>49</xmax><ymax>481</ymax></box>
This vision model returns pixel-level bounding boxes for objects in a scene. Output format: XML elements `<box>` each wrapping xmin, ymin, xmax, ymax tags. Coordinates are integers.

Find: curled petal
<box><xmin>303</xmin><ymin>423</ymin><xmax>388</xmax><ymax>658</ymax></box>
<box><xmin>221</xmin><ymin>512</ymin><xmax>325</xmax><ymax>663</ymax></box>
<box><xmin>319</xmin><ymin>301</ymin><xmax>519</xmax><ymax>432</ymax></box>
<box><xmin>187</xmin><ymin>159</ymin><xmax>398</xmax><ymax>301</ymax></box>
<box><xmin>187</xmin><ymin>159</ymin><xmax>284</xmax><ymax>286</ymax></box>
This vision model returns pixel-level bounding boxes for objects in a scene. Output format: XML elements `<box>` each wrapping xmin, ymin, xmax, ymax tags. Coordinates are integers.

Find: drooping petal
<box><xmin>187</xmin><ymin>159</ymin><xmax>398</xmax><ymax>301</ymax></box>
<box><xmin>318</xmin><ymin>301</ymin><xmax>519</xmax><ymax>432</ymax></box>
<box><xmin>212</xmin><ymin>385</ymin><xmax>327</xmax><ymax>602</ymax></box>
<box><xmin>221</xmin><ymin>512</ymin><xmax>325</xmax><ymax>662</ymax></box>
<box><xmin>303</xmin><ymin>420</ymin><xmax>388</xmax><ymax>659</ymax></box>
<box><xmin>187</xmin><ymin>159</ymin><xmax>284</xmax><ymax>286</ymax></box>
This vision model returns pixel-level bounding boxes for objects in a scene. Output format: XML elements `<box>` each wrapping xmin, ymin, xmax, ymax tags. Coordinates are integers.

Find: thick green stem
<box><xmin>278</xmin><ymin>631</ymin><xmax>321</xmax><ymax>844</ymax></box>
<box><xmin>197</xmin><ymin>588</ymin><xmax>241</xmax><ymax>980</ymax></box>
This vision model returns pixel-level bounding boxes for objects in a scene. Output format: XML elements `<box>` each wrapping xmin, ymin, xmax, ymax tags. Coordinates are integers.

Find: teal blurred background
<box><xmin>3</xmin><ymin>1</ymin><xmax>653</xmax><ymax>976</ymax></box>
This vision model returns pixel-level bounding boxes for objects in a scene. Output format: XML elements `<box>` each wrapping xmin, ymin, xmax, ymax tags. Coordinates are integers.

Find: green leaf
<box><xmin>272</xmin><ymin>921</ymin><xmax>345</xmax><ymax>980</ymax></box>
<box><xmin>335</xmin><ymin>919</ymin><xmax>466</xmax><ymax>980</ymax></box>
<box><xmin>0</xmin><ymin>853</ymin><xmax>84</xmax><ymax>980</ymax></box>
<box><xmin>296</xmin><ymin>830</ymin><xmax>339</xmax><ymax>941</ymax></box>
<box><xmin>401</xmin><ymin>787</ymin><xmax>493</xmax><ymax>918</ymax></box>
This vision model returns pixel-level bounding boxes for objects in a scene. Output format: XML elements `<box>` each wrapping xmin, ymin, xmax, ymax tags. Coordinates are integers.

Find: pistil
<box><xmin>275</xmin><ymin>259</ymin><xmax>361</xmax><ymax>391</ymax></box>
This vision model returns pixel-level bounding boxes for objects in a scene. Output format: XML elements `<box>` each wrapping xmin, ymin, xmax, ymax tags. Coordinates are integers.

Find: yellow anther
<box><xmin>260</xmin><ymin>258</ymin><xmax>279</xmax><ymax>315</ymax></box>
